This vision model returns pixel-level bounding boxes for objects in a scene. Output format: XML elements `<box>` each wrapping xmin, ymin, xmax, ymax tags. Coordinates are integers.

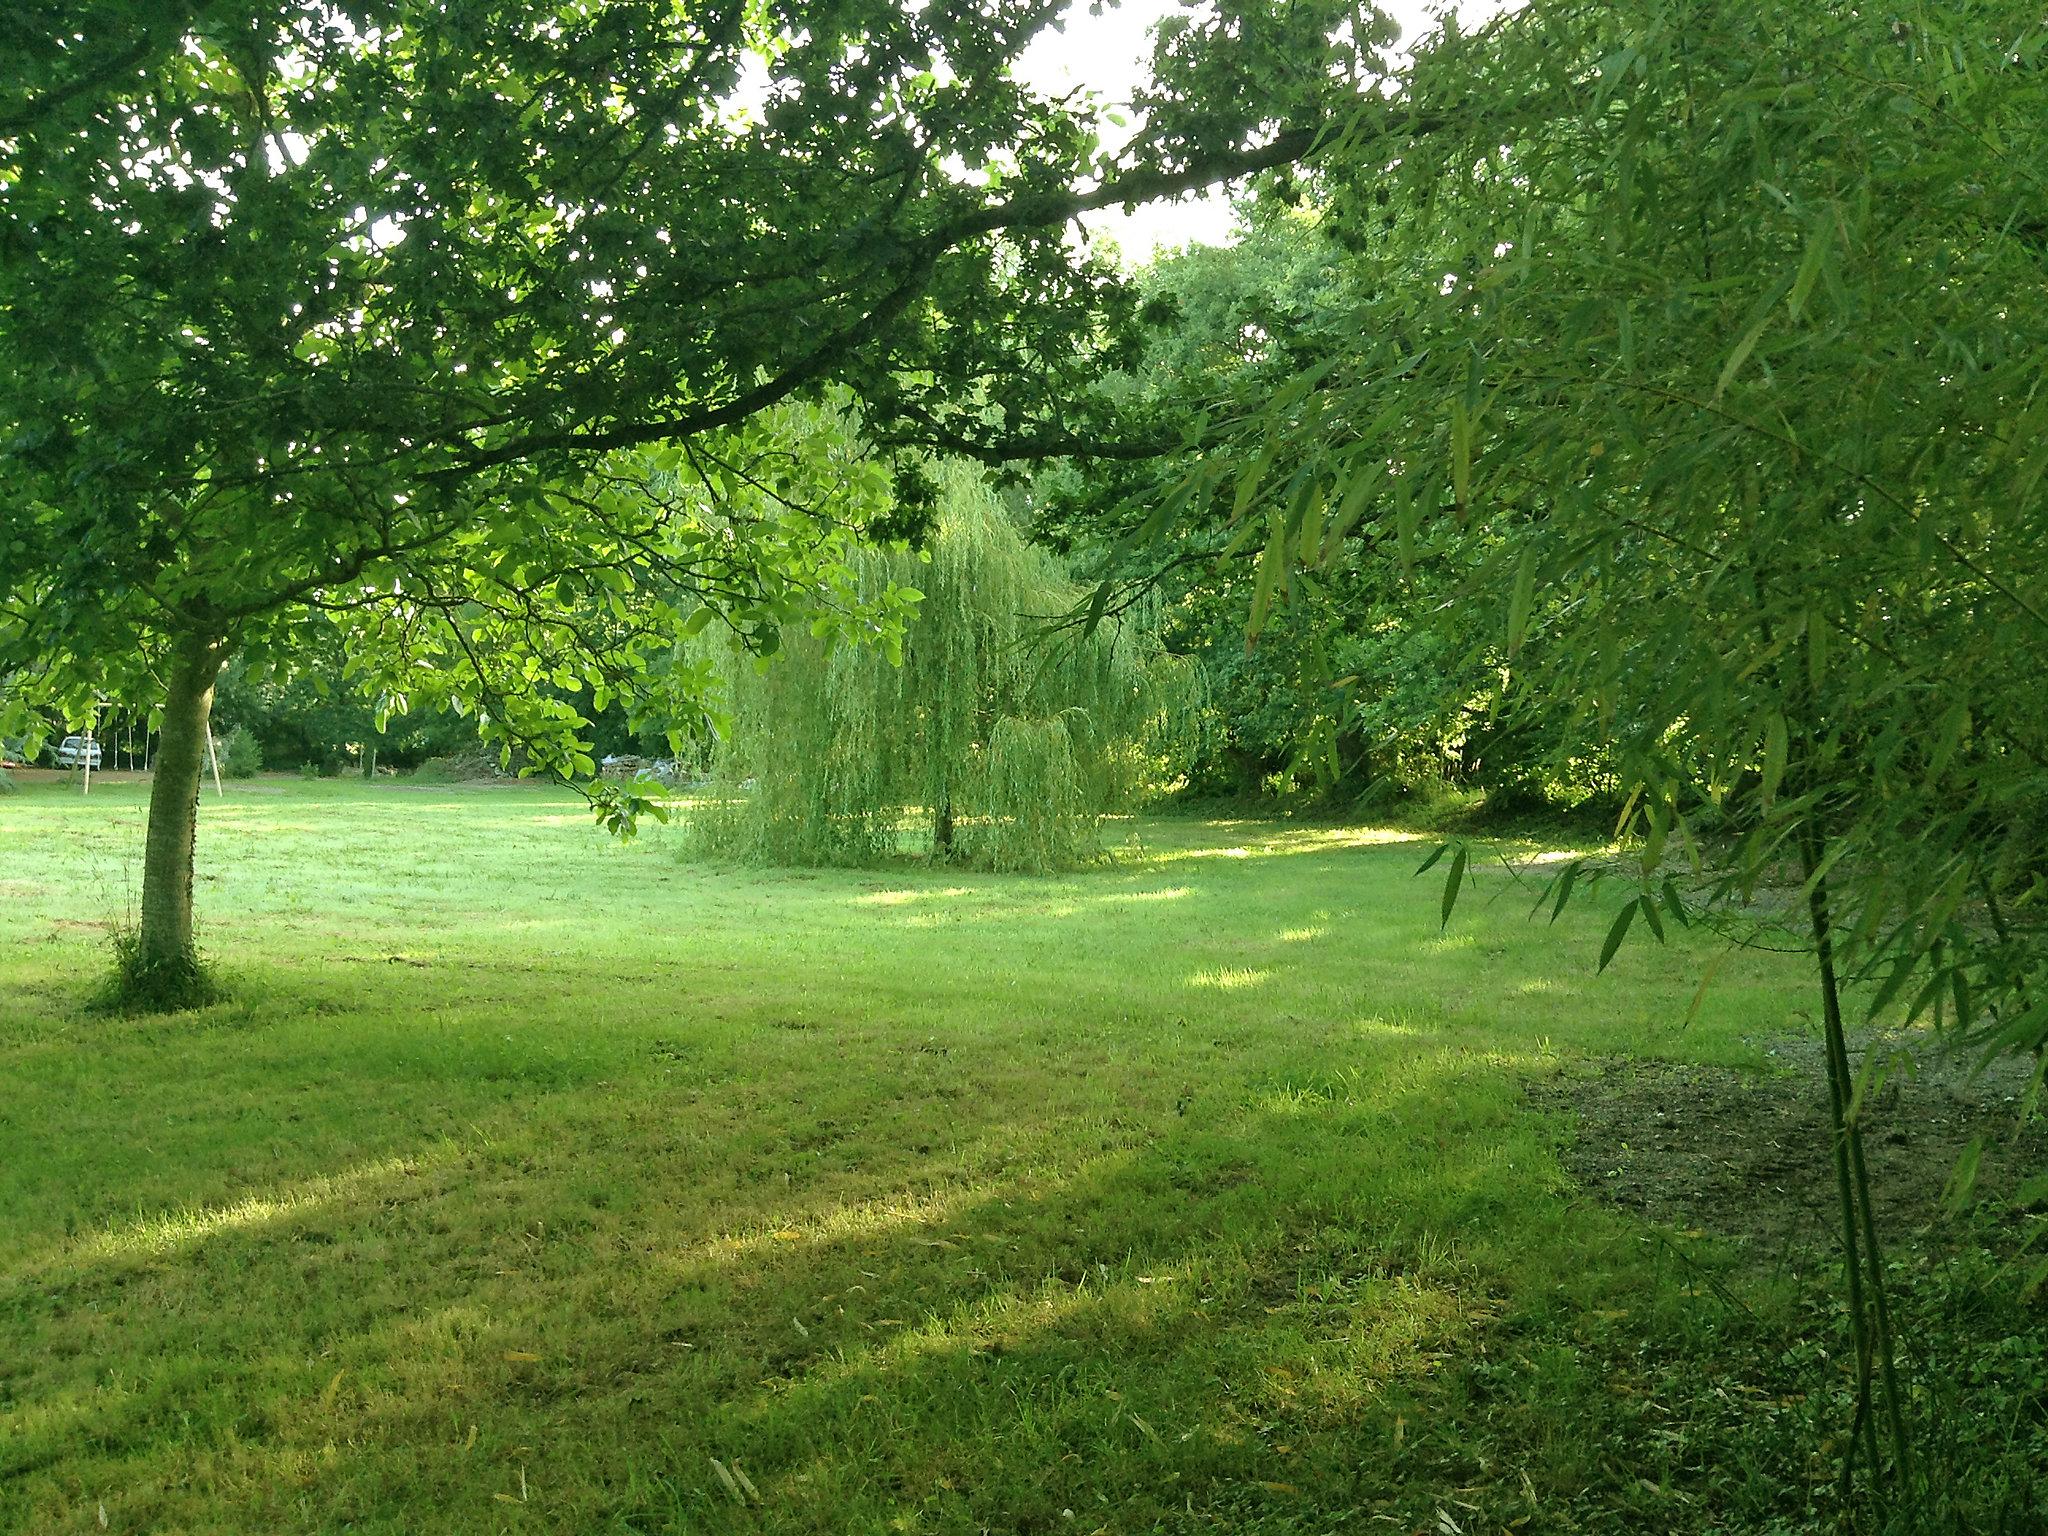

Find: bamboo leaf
<box><xmin>1440</xmin><ymin>845</ymin><xmax>1468</xmax><ymax>929</ymax></box>
<box><xmin>1760</xmin><ymin>712</ymin><xmax>1788</xmax><ymax>809</ymax></box>
<box><xmin>1638</xmin><ymin>891</ymin><xmax>1666</xmax><ymax>944</ymax></box>
<box><xmin>1549</xmin><ymin>859</ymin><xmax>1580</xmax><ymax>923</ymax></box>
<box><xmin>1247</xmin><ymin>519</ymin><xmax>1283</xmax><ymax>645</ymax></box>
<box><xmin>1786</xmin><ymin>210</ymin><xmax>1834</xmax><ymax>321</ymax></box>
<box><xmin>1232</xmin><ymin>441</ymin><xmax>1278</xmax><ymax>522</ymax></box>
<box><xmin>1597</xmin><ymin>899</ymin><xmax>1638</xmax><ymax>972</ymax></box>
<box><xmin>1322</xmin><ymin>462</ymin><xmax>1382</xmax><ymax>566</ymax></box>
<box><xmin>1506</xmin><ymin>545</ymin><xmax>1536</xmax><ymax>655</ymax></box>
<box><xmin>1714</xmin><ymin>271</ymin><xmax>1796</xmax><ymax>400</ymax></box>
<box><xmin>1683</xmin><ymin>950</ymin><xmax>1729</xmax><ymax>1028</ymax></box>
<box><xmin>1942</xmin><ymin>1137</ymin><xmax>1984</xmax><ymax>1215</ymax></box>
<box><xmin>1450</xmin><ymin>399</ymin><xmax>1472</xmax><ymax>509</ymax></box>
<box><xmin>1394</xmin><ymin>474</ymin><xmax>1419</xmax><ymax>578</ymax></box>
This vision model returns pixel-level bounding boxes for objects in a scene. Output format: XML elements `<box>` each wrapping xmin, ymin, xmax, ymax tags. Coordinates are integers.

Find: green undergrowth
<box><xmin>0</xmin><ymin>778</ymin><xmax>2039</xmax><ymax>1532</ymax></box>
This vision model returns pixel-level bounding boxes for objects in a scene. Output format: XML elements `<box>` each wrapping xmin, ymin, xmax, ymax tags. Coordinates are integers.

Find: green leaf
<box><xmin>1394</xmin><ymin>474</ymin><xmax>1418</xmax><ymax>579</ymax></box>
<box><xmin>1660</xmin><ymin>876</ymin><xmax>1689</xmax><ymax>929</ymax></box>
<box><xmin>1449</xmin><ymin>399</ymin><xmax>1472</xmax><ymax>510</ymax></box>
<box><xmin>1597</xmin><ymin>899</ymin><xmax>1638</xmax><ymax>972</ymax></box>
<box><xmin>1926</xmin><ymin>700</ymin><xmax>1970</xmax><ymax>783</ymax></box>
<box><xmin>1785</xmin><ymin>210</ymin><xmax>1834</xmax><ymax>322</ymax></box>
<box><xmin>1440</xmin><ymin>845</ymin><xmax>1468</xmax><ymax>929</ymax></box>
<box><xmin>1247</xmin><ymin>519</ymin><xmax>1284</xmax><ymax>645</ymax></box>
<box><xmin>1321</xmin><ymin>462</ymin><xmax>1382</xmax><ymax>567</ymax></box>
<box><xmin>1942</xmin><ymin>1137</ymin><xmax>1984</xmax><ymax>1215</ymax></box>
<box><xmin>1549</xmin><ymin>859</ymin><xmax>1580</xmax><ymax>924</ymax></box>
<box><xmin>1505</xmin><ymin>545</ymin><xmax>1536</xmax><ymax>655</ymax></box>
<box><xmin>1637</xmin><ymin>891</ymin><xmax>1666</xmax><ymax>943</ymax></box>
<box><xmin>1759</xmin><ymin>712</ymin><xmax>1788</xmax><ymax>809</ymax></box>
<box><xmin>1713</xmin><ymin>271</ymin><xmax>1797</xmax><ymax>400</ymax></box>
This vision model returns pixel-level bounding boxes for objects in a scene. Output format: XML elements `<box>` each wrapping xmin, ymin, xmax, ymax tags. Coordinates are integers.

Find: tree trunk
<box><xmin>137</xmin><ymin>637</ymin><xmax>224</xmax><ymax>977</ymax></box>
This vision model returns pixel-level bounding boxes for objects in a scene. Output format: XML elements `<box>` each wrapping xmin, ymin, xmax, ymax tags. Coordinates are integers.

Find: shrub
<box><xmin>414</xmin><ymin>748</ymin><xmax>510</xmax><ymax>783</ymax></box>
<box><xmin>220</xmin><ymin>725</ymin><xmax>262</xmax><ymax>779</ymax></box>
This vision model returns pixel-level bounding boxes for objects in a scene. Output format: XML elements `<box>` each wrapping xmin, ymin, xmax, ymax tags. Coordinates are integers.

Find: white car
<box><xmin>52</xmin><ymin>735</ymin><xmax>102</xmax><ymax>769</ymax></box>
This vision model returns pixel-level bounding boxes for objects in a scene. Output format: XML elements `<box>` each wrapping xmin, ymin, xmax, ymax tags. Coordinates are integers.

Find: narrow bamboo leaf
<box><xmin>1450</xmin><ymin>400</ymin><xmax>1471</xmax><ymax>510</ymax></box>
<box><xmin>1549</xmin><ymin>859</ymin><xmax>1580</xmax><ymax>923</ymax></box>
<box><xmin>1506</xmin><ymin>545</ymin><xmax>1536</xmax><ymax>655</ymax></box>
<box><xmin>1597</xmin><ymin>899</ymin><xmax>1638</xmax><ymax>972</ymax></box>
<box><xmin>1322</xmin><ymin>462</ymin><xmax>1382</xmax><ymax>566</ymax></box>
<box><xmin>1906</xmin><ymin>966</ymin><xmax>1949</xmax><ymax>1029</ymax></box>
<box><xmin>1298</xmin><ymin>484</ymin><xmax>1326</xmax><ymax>567</ymax></box>
<box><xmin>1232</xmin><ymin>441</ymin><xmax>1277</xmax><ymax>521</ymax></box>
<box><xmin>1863</xmin><ymin>954</ymin><xmax>1918</xmax><ymax>1022</ymax></box>
<box><xmin>1080</xmin><ymin>580</ymin><xmax>1109</xmax><ymax>639</ymax></box>
<box><xmin>1639</xmin><ymin>794</ymin><xmax>1669</xmax><ymax>873</ymax></box>
<box><xmin>1415</xmin><ymin>842</ymin><xmax>1449</xmax><ymax>877</ymax></box>
<box><xmin>1786</xmin><ymin>211</ymin><xmax>1834</xmax><ymax>321</ymax></box>
<box><xmin>1978</xmin><ymin>996</ymin><xmax>2048</xmax><ymax>1055</ymax></box>
<box><xmin>1127</xmin><ymin>472</ymin><xmax>1198</xmax><ymax>550</ymax></box>
<box><xmin>1926</xmin><ymin>700</ymin><xmax>1970</xmax><ymax>783</ymax></box>
<box><xmin>1942</xmin><ymin>1138</ymin><xmax>1984</xmax><ymax>1215</ymax></box>
<box><xmin>1660</xmin><ymin>876</ymin><xmax>1690</xmax><ymax>929</ymax></box>
<box><xmin>1394</xmin><ymin>474</ymin><xmax>1418</xmax><ymax>578</ymax></box>
<box><xmin>1247</xmin><ymin>521</ymin><xmax>1283</xmax><ymax>645</ymax></box>
<box><xmin>1440</xmin><ymin>845</ymin><xmax>1468</xmax><ymax>929</ymax></box>
<box><xmin>1759</xmin><ymin>713</ymin><xmax>1788</xmax><ymax>809</ymax></box>
<box><xmin>1612</xmin><ymin>781</ymin><xmax>1645</xmax><ymax>840</ymax></box>
<box><xmin>1216</xmin><ymin>513</ymin><xmax>1264</xmax><ymax>564</ymax></box>
<box><xmin>1713</xmin><ymin>271</ymin><xmax>1796</xmax><ymax>400</ymax></box>
<box><xmin>1638</xmin><ymin>891</ymin><xmax>1666</xmax><ymax>943</ymax></box>
<box><xmin>1683</xmin><ymin>951</ymin><xmax>1729</xmax><ymax>1029</ymax></box>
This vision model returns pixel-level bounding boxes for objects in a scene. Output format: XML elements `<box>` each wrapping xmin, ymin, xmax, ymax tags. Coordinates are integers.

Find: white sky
<box><xmin>1015</xmin><ymin>0</ymin><xmax>1492</xmax><ymax>262</ymax></box>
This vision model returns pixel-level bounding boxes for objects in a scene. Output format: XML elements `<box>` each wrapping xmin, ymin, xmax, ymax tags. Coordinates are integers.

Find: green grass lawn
<box><xmin>0</xmin><ymin>777</ymin><xmax>2033</xmax><ymax>1533</ymax></box>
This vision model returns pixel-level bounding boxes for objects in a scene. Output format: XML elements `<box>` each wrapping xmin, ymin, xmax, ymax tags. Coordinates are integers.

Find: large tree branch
<box><xmin>424</xmin><ymin>117</ymin><xmax>1381</xmax><ymax>479</ymax></box>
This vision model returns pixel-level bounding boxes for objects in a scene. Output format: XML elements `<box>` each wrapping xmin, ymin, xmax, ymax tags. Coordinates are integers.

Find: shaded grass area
<box><xmin>0</xmin><ymin>779</ymin><xmax>2039</xmax><ymax>1532</ymax></box>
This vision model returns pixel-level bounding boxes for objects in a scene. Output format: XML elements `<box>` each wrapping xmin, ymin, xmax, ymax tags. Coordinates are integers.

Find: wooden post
<box><xmin>206</xmin><ymin>728</ymin><xmax>224</xmax><ymax>796</ymax></box>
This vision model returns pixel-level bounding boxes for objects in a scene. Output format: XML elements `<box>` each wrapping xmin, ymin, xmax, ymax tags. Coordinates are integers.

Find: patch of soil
<box><xmin>1528</xmin><ymin>1036</ymin><xmax>2046</xmax><ymax>1257</ymax></box>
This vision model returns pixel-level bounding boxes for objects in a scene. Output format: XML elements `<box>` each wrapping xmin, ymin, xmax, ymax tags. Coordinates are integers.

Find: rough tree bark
<box><xmin>135</xmin><ymin>636</ymin><xmax>225</xmax><ymax>980</ymax></box>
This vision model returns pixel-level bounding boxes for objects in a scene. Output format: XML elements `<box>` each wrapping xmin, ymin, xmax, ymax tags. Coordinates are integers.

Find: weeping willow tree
<box><xmin>689</xmin><ymin>464</ymin><xmax>1192</xmax><ymax>872</ymax></box>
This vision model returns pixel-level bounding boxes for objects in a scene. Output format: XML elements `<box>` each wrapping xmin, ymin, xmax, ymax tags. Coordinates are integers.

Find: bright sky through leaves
<box><xmin>1018</xmin><ymin>0</ymin><xmax>1503</xmax><ymax>261</ymax></box>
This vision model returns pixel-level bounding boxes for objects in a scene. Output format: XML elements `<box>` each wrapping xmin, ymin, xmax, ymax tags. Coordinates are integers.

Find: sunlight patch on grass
<box><xmin>696</xmin><ymin>1184</ymin><xmax>990</xmax><ymax>1269</ymax></box>
<box><xmin>853</xmin><ymin>886</ymin><xmax>978</xmax><ymax>908</ymax></box>
<box><xmin>1187</xmin><ymin>966</ymin><xmax>1271</xmax><ymax>991</ymax></box>
<box><xmin>51</xmin><ymin>1150</ymin><xmax>441</xmax><ymax>1272</ymax></box>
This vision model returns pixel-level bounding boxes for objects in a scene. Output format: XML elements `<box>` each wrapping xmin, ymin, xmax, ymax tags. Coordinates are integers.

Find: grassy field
<box><xmin>0</xmin><ymin>776</ymin><xmax>2036</xmax><ymax>1533</ymax></box>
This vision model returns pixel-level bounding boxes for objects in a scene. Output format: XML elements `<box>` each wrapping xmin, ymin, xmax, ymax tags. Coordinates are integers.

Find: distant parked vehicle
<box><xmin>52</xmin><ymin>735</ymin><xmax>102</xmax><ymax>769</ymax></box>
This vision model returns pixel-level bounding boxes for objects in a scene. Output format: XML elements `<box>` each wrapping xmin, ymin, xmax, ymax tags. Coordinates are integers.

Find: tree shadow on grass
<box><xmin>2</xmin><ymin>1042</ymin><xmax>1651</xmax><ymax>1535</ymax></box>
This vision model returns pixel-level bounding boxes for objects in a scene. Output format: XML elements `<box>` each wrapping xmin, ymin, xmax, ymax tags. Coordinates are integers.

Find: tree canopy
<box><xmin>0</xmin><ymin>0</ymin><xmax>1381</xmax><ymax>987</ymax></box>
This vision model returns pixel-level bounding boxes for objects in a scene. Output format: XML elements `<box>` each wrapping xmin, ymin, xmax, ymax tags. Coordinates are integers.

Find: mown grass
<box><xmin>0</xmin><ymin>777</ymin><xmax>2038</xmax><ymax>1533</ymax></box>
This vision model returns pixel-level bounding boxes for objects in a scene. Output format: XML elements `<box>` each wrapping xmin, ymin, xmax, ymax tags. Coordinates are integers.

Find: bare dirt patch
<box><xmin>1528</xmin><ymin>1036</ymin><xmax>2046</xmax><ymax>1257</ymax></box>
